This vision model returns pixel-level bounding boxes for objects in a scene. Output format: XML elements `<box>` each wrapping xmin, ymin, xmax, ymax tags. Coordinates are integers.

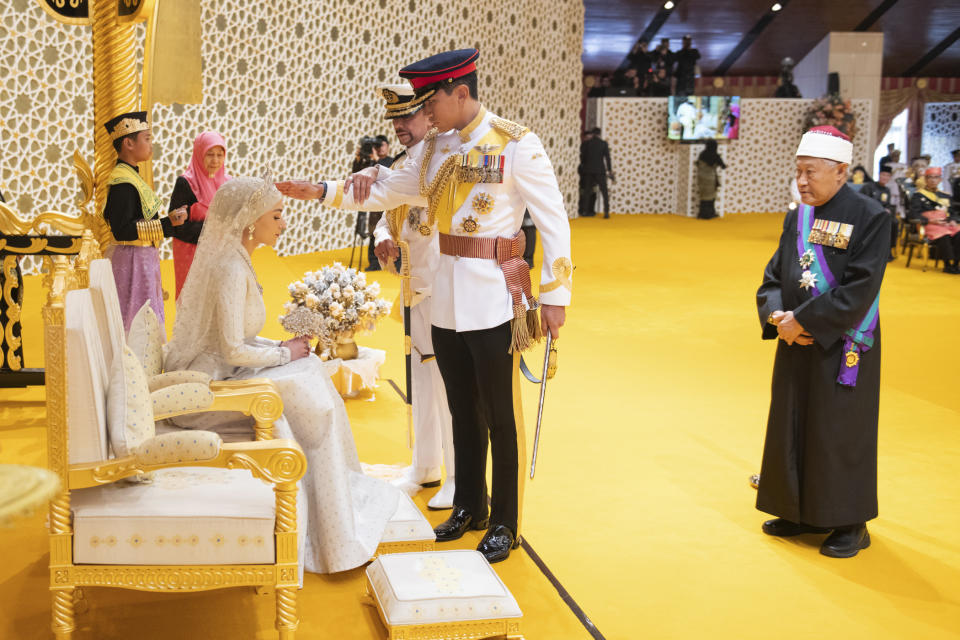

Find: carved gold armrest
<box><xmin>68</xmin><ymin>439</ymin><xmax>306</xmax><ymax>490</ymax></box>
<box><xmin>207</xmin><ymin>378</ymin><xmax>283</xmax><ymax>441</ymax></box>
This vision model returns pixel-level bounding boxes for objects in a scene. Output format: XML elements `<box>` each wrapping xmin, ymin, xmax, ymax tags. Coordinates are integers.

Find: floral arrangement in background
<box><xmin>279</xmin><ymin>263</ymin><xmax>391</xmax><ymax>358</ymax></box>
<box><xmin>803</xmin><ymin>94</ymin><xmax>857</xmax><ymax>140</ymax></box>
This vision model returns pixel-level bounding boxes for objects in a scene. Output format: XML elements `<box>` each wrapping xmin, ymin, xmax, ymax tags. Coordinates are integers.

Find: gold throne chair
<box><xmin>43</xmin><ymin>251</ymin><xmax>306</xmax><ymax>640</ymax></box>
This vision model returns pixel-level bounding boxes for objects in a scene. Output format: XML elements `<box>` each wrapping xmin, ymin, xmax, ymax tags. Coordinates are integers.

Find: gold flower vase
<box><xmin>331</xmin><ymin>333</ymin><xmax>359</xmax><ymax>360</ymax></box>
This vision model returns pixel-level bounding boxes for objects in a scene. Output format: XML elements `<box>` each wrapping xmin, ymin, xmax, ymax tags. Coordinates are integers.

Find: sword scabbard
<box><xmin>529</xmin><ymin>331</ymin><xmax>553</xmax><ymax>479</ymax></box>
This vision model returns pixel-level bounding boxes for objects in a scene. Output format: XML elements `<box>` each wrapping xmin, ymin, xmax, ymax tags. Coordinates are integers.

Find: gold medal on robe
<box><xmin>418</xmin><ymin>224</ymin><xmax>432</xmax><ymax>236</ymax></box>
<box><xmin>845</xmin><ymin>348</ymin><xmax>860</xmax><ymax>367</ymax></box>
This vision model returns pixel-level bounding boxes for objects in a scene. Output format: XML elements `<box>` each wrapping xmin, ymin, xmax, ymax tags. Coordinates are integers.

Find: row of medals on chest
<box><xmin>798</xmin><ymin>219</ymin><xmax>853</xmax><ymax>289</ymax></box>
<box><xmin>797</xmin><ymin>230</ymin><xmax>860</xmax><ymax>368</ymax></box>
<box><xmin>410</xmin><ymin>142</ymin><xmax>502</xmax><ymax>236</ymax></box>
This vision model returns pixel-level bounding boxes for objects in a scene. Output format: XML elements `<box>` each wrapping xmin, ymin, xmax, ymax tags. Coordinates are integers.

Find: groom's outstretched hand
<box><xmin>275</xmin><ymin>181</ymin><xmax>323</xmax><ymax>200</ymax></box>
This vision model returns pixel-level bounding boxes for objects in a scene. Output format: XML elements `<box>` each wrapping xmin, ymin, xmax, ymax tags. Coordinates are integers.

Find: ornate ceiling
<box><xmin>583</xmin><ymin>0</ymin><xmax>960</xmax><ymax>77</ymax></box>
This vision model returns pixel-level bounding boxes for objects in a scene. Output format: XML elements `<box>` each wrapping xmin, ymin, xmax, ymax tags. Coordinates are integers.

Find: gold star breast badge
<box><xmin>458</xmin><ymin>216</ymin><xmax>480</xmax><ymax>234</ymax></box>
<box><xmin>845</xmin><ymin>348</ymin><xmax>860</xmax><ymax>368</ymax></box>
<box><xmin>472</xmin><ymin>192</ymin><xmax>495</xmax><ymax>216</ymax></box>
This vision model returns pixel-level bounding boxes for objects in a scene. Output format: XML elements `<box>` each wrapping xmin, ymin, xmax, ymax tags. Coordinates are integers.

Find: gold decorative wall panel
<box><xmin>2</xmin><ymin>1</ymin><xmax>584</xmax><ymax>273</ymax></box>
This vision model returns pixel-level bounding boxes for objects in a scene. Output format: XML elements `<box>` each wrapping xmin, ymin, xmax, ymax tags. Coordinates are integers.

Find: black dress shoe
<box><xmin>433</xmin><ymin>506</ymin><xmax>488</xmax><ymax>542</ymax></box>
<box><xmin>762</xmin><ymin>518</ymin><xmax>831</xmax><ymax>537</ymax></box>
<box><xmin>820</xmin><ymin>524</ymin><xmax>870</xmax><ymax>558</ymax></box>
<box><xmin>477</xmin><ymin>524</ymin><xmax>518</xmax><ymax>563</ymax></box>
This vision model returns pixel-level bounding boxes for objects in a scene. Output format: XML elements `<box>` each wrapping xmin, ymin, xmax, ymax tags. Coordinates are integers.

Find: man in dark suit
<box><xmin>579</xmin><ymin>127</ymin><xmax>613</xmax><ymax>218</ymax></box>
<box><xmin>860</xmin><ymin>165</ymin><xmax>898</xmax><ymax>259</ymax></box>
<box><xmin>877</xmin><ymin>143</ymin><xmax>895</xmax><ymax>176</ymax></box>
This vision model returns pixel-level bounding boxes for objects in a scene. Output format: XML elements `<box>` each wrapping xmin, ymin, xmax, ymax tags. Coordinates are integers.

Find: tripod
<box><xmin>348</xmin><ymin>211</ymin><xmax>369</xmax><ymax>270</ymax></box>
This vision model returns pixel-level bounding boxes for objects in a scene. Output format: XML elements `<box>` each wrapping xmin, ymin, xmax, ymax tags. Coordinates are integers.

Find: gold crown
<box><xmin>110</xmin><ymin>117</ymin><xmax>151</xmax><ymax>140</ymax></box>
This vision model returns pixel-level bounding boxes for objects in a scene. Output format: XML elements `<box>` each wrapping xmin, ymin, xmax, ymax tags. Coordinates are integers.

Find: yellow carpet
<box><xmin>2</xmin><ymin>212</ymin><xmax>959</xmax><ymax>639</ymax></box>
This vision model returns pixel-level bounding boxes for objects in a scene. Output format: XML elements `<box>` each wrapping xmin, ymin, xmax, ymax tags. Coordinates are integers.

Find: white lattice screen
<box><xmin>1</xmin><ymin>0</ymin><xmax>584</xmax><ymax>270</ymax></box>
<box><xmin>921</xmin><ymin>102</ymin><xmax>960</xmax><ymax>169</ymax></box>
<box><xmin>589</xmin><ymin>97</ymin><xmax>874</xmax><ymax>215</ymax></box>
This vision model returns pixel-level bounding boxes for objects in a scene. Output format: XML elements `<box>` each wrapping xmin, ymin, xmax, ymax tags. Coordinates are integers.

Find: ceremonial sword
<box><xmin>520</xmin><ymin>330</ymin><xmax>557</xmax><ymax>479</ymax></box>
<box><xmin>398</xmin><ymin>239</ymin><xmax>414</xmax><ymax>449</ymax></box>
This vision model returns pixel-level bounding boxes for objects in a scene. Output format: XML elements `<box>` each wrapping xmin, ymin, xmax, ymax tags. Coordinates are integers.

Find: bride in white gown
<box><xmin>164</xmin><ymin>173</ymin><xmax>401</xmax><ymax>574</ymax></box>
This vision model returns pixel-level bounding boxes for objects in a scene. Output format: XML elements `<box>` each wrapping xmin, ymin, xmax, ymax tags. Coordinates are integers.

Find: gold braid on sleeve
<box><xmin>135</xmin><ymin>218</ymin><xmax>163</xmax><ymax>244</ymax></box>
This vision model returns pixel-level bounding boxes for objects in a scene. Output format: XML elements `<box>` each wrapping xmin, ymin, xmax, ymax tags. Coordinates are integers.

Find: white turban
<box><xmin>796</xmin><ymin>126</ymin><xmax>852</xmax><ymax>165</ymax></box>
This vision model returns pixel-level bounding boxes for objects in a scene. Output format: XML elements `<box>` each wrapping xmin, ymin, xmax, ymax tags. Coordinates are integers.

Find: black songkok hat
<box><xmin>103</xmin><ymin>111</ymin><xmax>150</xmax><ymax>141</ymax></box>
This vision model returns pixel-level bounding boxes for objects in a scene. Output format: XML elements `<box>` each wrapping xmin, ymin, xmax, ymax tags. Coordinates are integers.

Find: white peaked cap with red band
<box><xmin>796</xmin><ymin>125</ymin><xmax>853</xmax><ymax>165</ymax></box>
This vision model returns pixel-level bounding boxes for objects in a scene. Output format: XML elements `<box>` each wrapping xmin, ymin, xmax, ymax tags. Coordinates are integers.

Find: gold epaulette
<box><xmin>490</xmin><ymin>117</ymin><xmax>530</xmax><ymax>140</ymax></box>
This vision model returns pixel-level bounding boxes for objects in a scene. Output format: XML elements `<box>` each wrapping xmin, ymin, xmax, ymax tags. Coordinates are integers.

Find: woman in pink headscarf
<box><xmin>168</xmin><ymin>131</ymin><xmax>232</xmax><ymax>298</ymax></box>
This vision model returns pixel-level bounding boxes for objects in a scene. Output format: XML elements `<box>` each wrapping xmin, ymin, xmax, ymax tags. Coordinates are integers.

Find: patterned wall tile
<box><xmin>592</xmin><ymin>97</ymin><xmax>873</xmax><ymax>215</ymax></box>
<box><xmin>922</xmin><ymin>102</ymin><xmax>960</xmax><ymax>169</ymax></box>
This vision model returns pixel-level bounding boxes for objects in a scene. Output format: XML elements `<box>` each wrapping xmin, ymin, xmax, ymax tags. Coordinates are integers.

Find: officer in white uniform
<box><xmin>278</xmin><ymin>49</ymin><xmax>573</xmax><ymax>563</ymax></box>
<box><xmin>368</xmin><ymin>82</ymin><xmax>456</xmax><ymax>510</ymax></box>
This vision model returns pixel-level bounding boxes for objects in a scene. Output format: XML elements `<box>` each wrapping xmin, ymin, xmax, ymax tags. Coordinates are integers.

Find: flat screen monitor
<box><xmin>668</xmin><ymin>96</ymin><xmax>740</xmax><ymax>142</ymax></box>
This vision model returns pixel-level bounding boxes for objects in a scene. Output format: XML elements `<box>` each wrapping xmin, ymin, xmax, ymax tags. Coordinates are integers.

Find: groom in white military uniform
<box><xmin>367</xmin><ymin>82</ymin><xmax>456</xmax><ymax>510</ymax></box>
<box><xmin>277</xmin><ymin>48</ymin><xmax>573</xmax><ymax>562</ymax></box>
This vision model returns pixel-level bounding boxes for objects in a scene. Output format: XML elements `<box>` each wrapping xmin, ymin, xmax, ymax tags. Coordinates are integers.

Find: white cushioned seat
<box><xmin>72</xmin><ymin>467</ymin><xmax>276</xmax><ymax>565</ymax></box>
<box><xmin>366</xmin><ymin>550</ymin><xmax>522</xmax><ymax>634</ymax></box>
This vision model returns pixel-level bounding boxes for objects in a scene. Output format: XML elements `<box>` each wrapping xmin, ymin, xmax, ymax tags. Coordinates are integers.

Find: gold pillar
<box><xmin>90</xmin><ymin>0</ymin><xmax>140</xmax><ymax>214</ymax></box>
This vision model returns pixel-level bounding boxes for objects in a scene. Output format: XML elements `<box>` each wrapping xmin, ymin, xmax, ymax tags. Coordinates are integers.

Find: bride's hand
<box><xmin>275</xmin><ymin>181</ymin><xmax>324</xmax><ymax>200</ymax></box>
<box><xmin>282</xmin><ymin>336</ymin><xmax>312</xmax><ymax>361</ymax></box>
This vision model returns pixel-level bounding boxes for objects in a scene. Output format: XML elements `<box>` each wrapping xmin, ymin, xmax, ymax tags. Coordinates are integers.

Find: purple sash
<box><xmin>797</xmin><ymin>205</ymin><xmax>879</xmax><ymax>387</ymax></box>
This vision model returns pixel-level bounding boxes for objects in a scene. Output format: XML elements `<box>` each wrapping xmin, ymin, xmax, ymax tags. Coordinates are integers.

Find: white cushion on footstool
<box><xmin>366</xmin><ymin>550</ymin><xmax>522</xmax><ymax>627</ymax></box>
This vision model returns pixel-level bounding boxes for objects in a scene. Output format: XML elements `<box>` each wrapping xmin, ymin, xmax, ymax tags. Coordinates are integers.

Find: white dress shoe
<box><xmin>427</xmin><ymin>477</ymin><xmax>455</xmax><ymax>510</ymax></box>
<box><xmin>404</xmin><ymin>465</ymin><xmax>441</xmax><ymax>487</ymax></box>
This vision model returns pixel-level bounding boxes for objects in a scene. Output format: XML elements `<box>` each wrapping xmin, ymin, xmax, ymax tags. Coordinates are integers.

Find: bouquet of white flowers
<box><xmin>279</xmin><ymin>263</ymin><xmax>391</xmax><ymax>358</ymax></box>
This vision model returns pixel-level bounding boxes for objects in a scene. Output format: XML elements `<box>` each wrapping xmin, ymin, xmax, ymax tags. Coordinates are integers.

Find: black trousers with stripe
<box><xmin>431</xmin><ymin>321</ymin><xmax>518</xmax><ymax>533</ymax></box>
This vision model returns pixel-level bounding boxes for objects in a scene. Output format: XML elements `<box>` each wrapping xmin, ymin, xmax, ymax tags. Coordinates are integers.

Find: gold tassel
<box><xmin>526</xmin><ymin>306</ymin><xmax>543</xmax><ymax>343</ymax></box>
<box><xmin>510</xmin><ymin>303</ymin><xmax>545</xmax><ymax>353</ymax></box>
<box><xmin>509</xmin><ymin>304</ymin><xmax>531</xmax><ymax>354</ymax></box>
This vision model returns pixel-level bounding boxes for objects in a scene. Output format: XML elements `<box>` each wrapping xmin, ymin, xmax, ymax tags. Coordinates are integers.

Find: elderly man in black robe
<box><xmin>756</xmin><ymin>125</ymin><xmax>890</xmax><ymax>558</ymax></box>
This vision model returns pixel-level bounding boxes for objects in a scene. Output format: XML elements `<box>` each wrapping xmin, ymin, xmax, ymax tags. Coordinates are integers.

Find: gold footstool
<box><xmin>365</xmin><ymin>550</ymin><xmax>523</xmax><ymax>639</ymax></box>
